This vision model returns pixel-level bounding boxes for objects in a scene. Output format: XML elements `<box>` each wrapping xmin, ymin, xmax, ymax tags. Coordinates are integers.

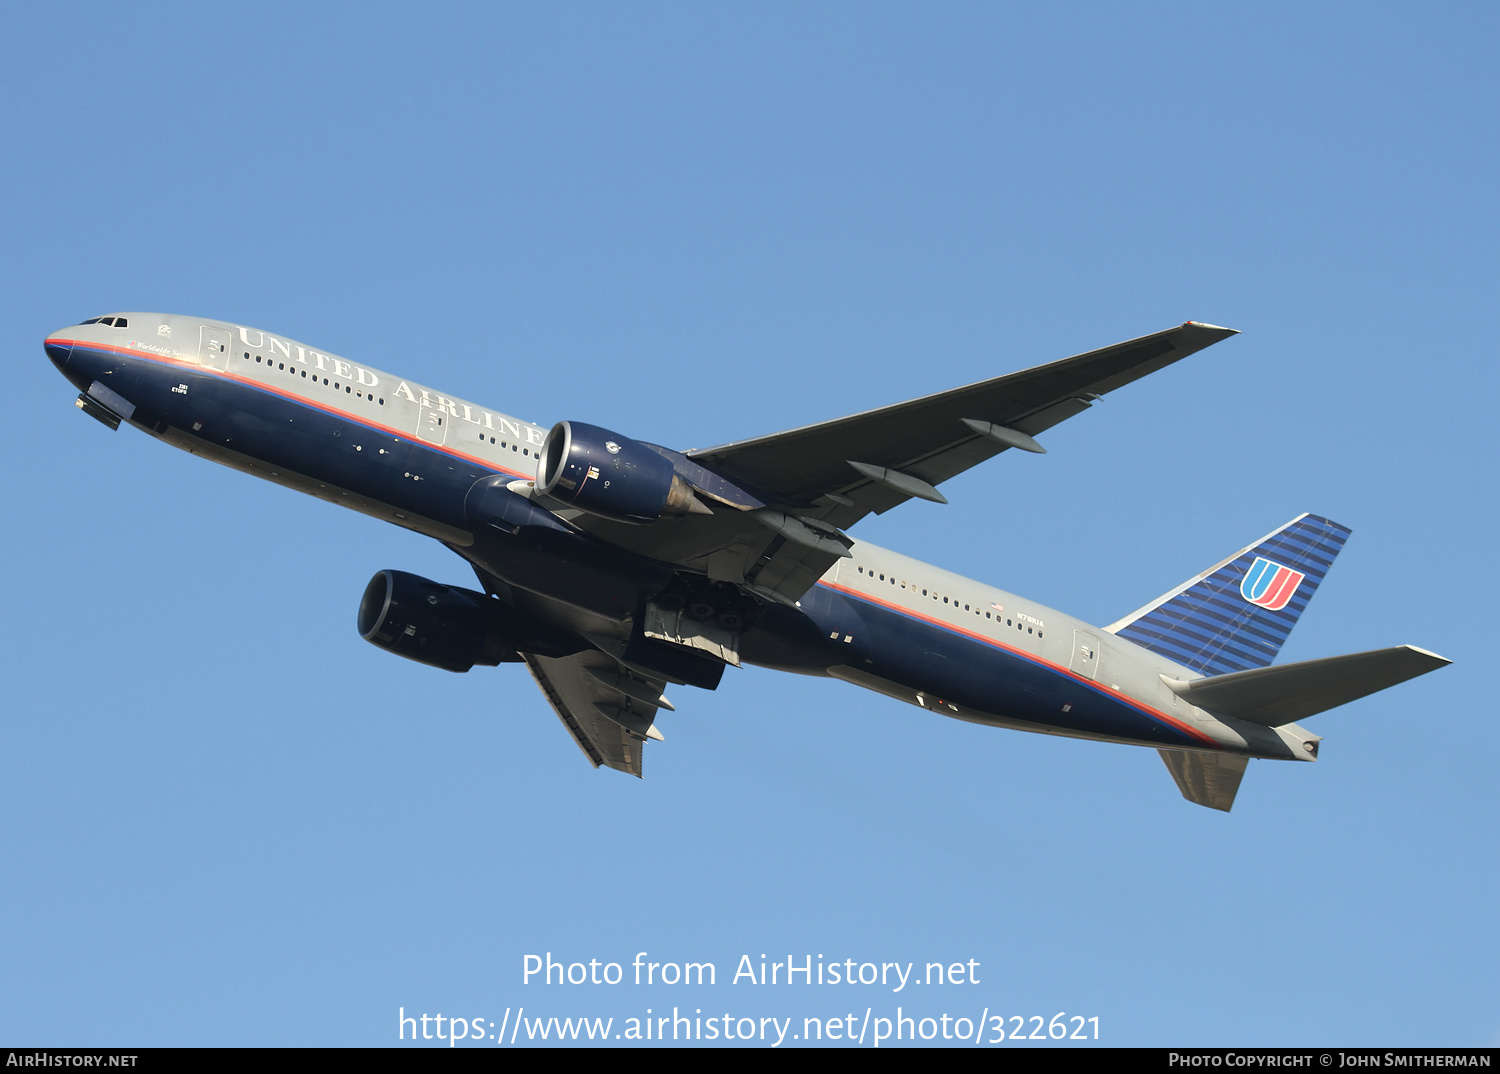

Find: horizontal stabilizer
<box><xmin>1159</xmin><ymin>750</ymin><xmax>1248</xmax><ymax>812</ymax></box>
<box><xmin>1164</xmin><ymin>645</ymin><xmax>1451</xmax><ymax>726</ymax></box>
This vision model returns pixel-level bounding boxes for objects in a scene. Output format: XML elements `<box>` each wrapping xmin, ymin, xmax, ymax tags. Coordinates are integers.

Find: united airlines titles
<box><xmin>236</xmin><ymin>325</ymin><xmax>543</xmax><ymax>444</ymax></box>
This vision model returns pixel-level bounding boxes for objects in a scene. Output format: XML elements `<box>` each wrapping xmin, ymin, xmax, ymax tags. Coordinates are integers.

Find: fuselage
<box><xmin>45</xmin><ymin>313</ymin><xmax>1315</xmax><ymax>764</ymax></box>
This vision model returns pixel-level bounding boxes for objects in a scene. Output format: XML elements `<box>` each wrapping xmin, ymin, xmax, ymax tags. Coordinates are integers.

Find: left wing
<box><xmin>689</xmin><ymin>321</ymin><xmax>1238</xmax><ymax>529</ymax></box>
<box><xmin>559</xmin><ymin>322</ymin><xmax>1238</xmax><ymax>605</ymax></box>
<box><xmin>523</xmin><ymin>650</ymin><xmax>670</xmax><ymax>777</ymax></box>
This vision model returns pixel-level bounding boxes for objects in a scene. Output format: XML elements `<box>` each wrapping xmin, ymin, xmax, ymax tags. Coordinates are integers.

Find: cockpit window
<box><xmin>78</xmin><ymin>316</ymin><xmax>127</xmax><ymax>327</ymax></box>
<box><xmin>113</xmin><ymin>318</ymin><xmax>127</xmax><ymax>328</ymax></box>
<box><xmin>79</xmin><ymin>317</ymin><xmax>103</xmax><ymax>325</ymax></box>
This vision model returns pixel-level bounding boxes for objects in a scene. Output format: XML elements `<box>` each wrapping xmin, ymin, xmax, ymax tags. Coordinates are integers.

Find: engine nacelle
<box><xmin>539</xmin><ymin>420</ymin><xmax>707</xmax><ymax>524</ymax></box>
<box><xmin>357</xmin><ymin>570</ymin><xmax>521</xmax><ymax>672</ymax></box>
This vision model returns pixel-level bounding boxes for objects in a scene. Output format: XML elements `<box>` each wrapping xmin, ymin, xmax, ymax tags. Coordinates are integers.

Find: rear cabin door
<box><xmin>1071</xmin><ymin>630</ymin><xmax>1101</xmax><ymax>680</ymax></box>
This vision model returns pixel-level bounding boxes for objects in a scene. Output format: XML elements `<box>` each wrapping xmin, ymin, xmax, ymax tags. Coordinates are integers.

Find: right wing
<box><xmin>523</xmin><ymin>650</ymin><xmax>670</xmax><ymax>778</ymax></box>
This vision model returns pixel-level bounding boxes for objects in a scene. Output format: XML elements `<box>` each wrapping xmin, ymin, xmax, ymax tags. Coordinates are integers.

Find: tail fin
<box><xmin>1106</xmin><ymin>514</ymin><xmax>1352</xmax><ymax>676</ymax></box>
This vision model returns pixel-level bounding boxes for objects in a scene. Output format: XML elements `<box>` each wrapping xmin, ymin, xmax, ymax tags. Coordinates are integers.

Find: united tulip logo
<box><xmin>1240</xmin><ymin>557</ymin><xmax>1305</xmax><ymax>611</ymax></box>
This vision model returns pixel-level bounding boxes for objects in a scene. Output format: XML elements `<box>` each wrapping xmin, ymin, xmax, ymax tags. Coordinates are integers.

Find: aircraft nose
<box><xmin>44</xmin><ymin>331</ymin><xmax>74</xmax><ymax>370</ymax></box>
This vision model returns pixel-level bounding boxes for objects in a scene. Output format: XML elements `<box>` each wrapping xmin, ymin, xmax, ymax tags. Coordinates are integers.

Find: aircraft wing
<box><xmin>558</xmin><ymin>322</ymin><xmax>1237</xmax><ymax>606</ymax></box>
<box><xmin>689</xmin><ymin>321</ymin><xmax>1238</xmax><ymax>530</ymax></box>
<box><xmin>523</xmin><ymin>651</ymin><xmax>669</xmax><ymax>777</ymax></box>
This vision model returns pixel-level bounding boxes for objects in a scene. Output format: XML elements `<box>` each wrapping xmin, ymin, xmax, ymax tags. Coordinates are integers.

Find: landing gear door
<box><xmin>1071</xmin><ymin>630</ymin><xmax>1100</xmax><ymax>680</ymax></box>
<box><xmin>198</xmin><ymin>326</ymin><xmax>231</xmax><ymax>372</ymax></box>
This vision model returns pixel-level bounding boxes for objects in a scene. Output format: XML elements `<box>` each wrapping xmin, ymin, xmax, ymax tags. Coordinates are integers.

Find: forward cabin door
<box><xmin>415</xmin><ymin>403</ymin><xmax>448</xmax><ymax>446</ymax></box>
<box><xmin>198</xmin><ymin>326</ymin><xmax>231</xmax><ymax>372</ymax></box>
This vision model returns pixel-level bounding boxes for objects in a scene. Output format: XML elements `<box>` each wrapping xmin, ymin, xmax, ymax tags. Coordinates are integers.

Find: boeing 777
<box><xmin>44</xmin><ymin>314</ymin><xmax>1449</xmax><ymax>810</ymax></box>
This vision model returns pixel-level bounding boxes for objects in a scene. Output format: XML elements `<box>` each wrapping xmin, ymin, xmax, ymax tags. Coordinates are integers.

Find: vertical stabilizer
<box><xmin>1106</xmin><ymin>514</ymin><xmax>1351</xmax><ymax>676</ymax></box>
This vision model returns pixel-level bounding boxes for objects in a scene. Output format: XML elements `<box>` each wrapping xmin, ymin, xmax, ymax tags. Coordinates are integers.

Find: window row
<box><xmin>855</xmin><ymin>564</ymin><xmax>1042</xmax><ymax>637</ymax></box>
<box><xmin>243</xmin><ymin>352</ymin><xmax>386</xmax><ymax>405</ymax></box>
<box><xmin>477</xmin><ymin>434</ymin><xmax>531</xmax><ymax>455</ymax></box>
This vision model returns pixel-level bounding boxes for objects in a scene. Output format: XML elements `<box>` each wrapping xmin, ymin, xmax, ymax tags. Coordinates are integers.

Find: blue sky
<box><xmin>1</xmin><ymin>2</ymin><xmax>1494</xmax><ymax>1047</ymax></box>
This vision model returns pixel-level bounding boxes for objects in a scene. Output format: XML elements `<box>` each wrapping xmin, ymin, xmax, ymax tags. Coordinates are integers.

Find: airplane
<box><xmin>44</xmin><ymin>314</ymin><xmax>1450</xmax><ymax>810</ymax></box>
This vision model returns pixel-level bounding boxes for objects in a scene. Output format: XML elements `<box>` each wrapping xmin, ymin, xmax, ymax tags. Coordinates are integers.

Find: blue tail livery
<box><xmin>1105</xmin><ymin>514</ymin><xmax>1352</xmax><ymax>676</ymax></box>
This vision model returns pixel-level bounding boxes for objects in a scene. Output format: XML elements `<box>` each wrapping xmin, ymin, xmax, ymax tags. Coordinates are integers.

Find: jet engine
<box><xmin>538</xmin><ymin>420</ymin><xmax>710</xmax><ymax>524</ymax></box>
<box><xmin>357</xmin><ymin>570</ymin><xmax>580</xmax><ymax>672</ymax></box>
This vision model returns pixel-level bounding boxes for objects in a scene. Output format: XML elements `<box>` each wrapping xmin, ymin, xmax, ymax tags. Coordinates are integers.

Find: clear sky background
<box><xmin>1</xmin><ymin>2</ymin><xmax>1494</xmax><ymax>1048</ymax></box>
